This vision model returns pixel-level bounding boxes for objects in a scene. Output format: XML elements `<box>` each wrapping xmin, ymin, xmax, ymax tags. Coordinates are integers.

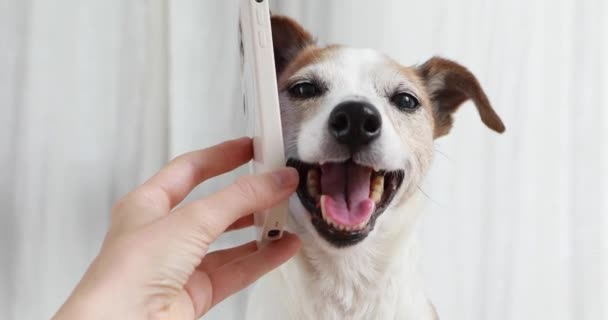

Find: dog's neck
<box><xmin>287</xmin><ymin>192</ymin><xmax>431</xmax><ymax>318</ymax></box>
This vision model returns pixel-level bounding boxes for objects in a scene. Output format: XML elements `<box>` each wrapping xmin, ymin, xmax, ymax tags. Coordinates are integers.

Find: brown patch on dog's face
<box><xmin>271</xmin><ymin>15</ymin><xmax>314</xmax><ymax>75</ymax></box>
<box><xmin>271</xmin><ymin>15</ymin><xmax>340</xmax><ymax>92</ymax></box>
<box><xmin>277</xmin><ymin>46</ymin><xmax>340</xmax><ymax>90</ymax></box>
<box><xmin>276</xmin><ymin>46</ymin><xmax>341</xmax><ymax>134</ymax></box>
<box><xmin>390</xmin><ymin>61</ymin><xmax>436</xmax><ymax>116</ymax></box>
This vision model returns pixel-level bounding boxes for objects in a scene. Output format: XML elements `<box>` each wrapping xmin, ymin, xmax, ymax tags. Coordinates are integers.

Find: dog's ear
<box><xmin>417</xmin><ymin>57</ymin><xmax>505</xmax><ymax>138</ymax></box>
<box><xmin>271</xmin><ymin>15</ymin><xmax>314</xmax><ymax>75</ymax></box>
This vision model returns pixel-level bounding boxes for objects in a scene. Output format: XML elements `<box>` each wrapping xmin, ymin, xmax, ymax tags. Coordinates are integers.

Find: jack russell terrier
<box><xmin>245</xmin><ymin>15</ymin><xmax>505</xmax><ymax>320</ymax></box>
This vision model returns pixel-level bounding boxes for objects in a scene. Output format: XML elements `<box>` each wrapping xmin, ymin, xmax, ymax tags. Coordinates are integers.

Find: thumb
<box><xmin>169</xmin><ymin>167</ymin><xmax>299</xmax><ymax>245</ymax></box>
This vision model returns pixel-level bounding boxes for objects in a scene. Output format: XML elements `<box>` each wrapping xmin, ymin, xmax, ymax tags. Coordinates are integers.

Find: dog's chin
<box><xmin>287</xmin><ymin>158</ymin><xmax>405</xmax><ymax>248</ymax></box>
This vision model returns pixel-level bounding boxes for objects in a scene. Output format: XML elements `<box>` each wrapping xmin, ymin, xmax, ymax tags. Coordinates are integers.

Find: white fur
<box><xmin>247</xmin><ymin>48</ymin><xmax>437</xmax><ymax>320</ymax></box>
<box><xmin>294</xmin><ymin>49</ymin><xmax>414</xmax><ymax>172</ymax></box>
<box><xmin>246</xmin><ymin>194</ymin><xmax>436</xmax><ymax>320</ymax></box>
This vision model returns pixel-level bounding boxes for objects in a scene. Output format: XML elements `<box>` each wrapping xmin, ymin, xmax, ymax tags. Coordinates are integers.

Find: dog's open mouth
<box><xmin>287</xmin><ymin>159</ymin><xmax>405</xmax><ymax>247</ymax></box>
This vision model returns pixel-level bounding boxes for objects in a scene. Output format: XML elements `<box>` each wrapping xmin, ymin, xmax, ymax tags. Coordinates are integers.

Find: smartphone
<box><xmin>239</xmin><ymin>0</ymin><xmax>288</xmax><ymax>244</ymax></box>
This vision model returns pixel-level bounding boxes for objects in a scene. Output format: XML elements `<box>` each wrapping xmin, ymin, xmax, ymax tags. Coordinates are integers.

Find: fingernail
<box><xmin>234</xmin><ymin>137</ymin><xmax>252</xmax><ymax>145</ymax></box>
<box><xmin>271</xmin><ymin>167</ymin><xmax>299</xmax><ymax>189</ymax></box>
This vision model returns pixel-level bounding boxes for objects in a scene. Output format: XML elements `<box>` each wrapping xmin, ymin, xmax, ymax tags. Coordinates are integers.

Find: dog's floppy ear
<box><xmin>271</xmin><ymin>15</ymin><xmax>314</xmax><ymax>75</ymax></box>
<box><xmin>417</xmin><ymin>57</ymin><xmax>505</xmax><ymax>138</ymax></box>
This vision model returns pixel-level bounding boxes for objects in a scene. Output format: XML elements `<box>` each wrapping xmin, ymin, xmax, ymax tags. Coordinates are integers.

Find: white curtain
<box><xmin>1</xmin><ymin>0</ymin><xmax>606</xmax><ymax>319</ymax></box>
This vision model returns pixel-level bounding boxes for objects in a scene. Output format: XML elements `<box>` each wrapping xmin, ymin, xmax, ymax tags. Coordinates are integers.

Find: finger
<box><xmin>189</xmin><ymin>233</ymin><xmax>301</xmax><ymax>316</ymax></box>
<box><xmin>172</xmin><ymin>167</ymin><xmax>298</xmax><ymax>243</ymax></box>
<box><xmin>209</xmin><ymin>233</ymin><xmax>300</xmax><ymax>309</ymax></box>
<box><xmin>225</xmin><ymin>215</ymin><xmax>254</xmax><ymax>232</ymax></box>
<box><xmin>112</xmin><ymin>138</ymin><xmax>253</xmax><ymax>230</ymax></box>
<box><xmin>133</xmin><ymin>137</ymin><xmax>252</xmax><ymax>211</ymax></box>
<box><xmin>198</xmin><ymin>241</ymin><xmax>258</xmax><ymax>272</ymax></box>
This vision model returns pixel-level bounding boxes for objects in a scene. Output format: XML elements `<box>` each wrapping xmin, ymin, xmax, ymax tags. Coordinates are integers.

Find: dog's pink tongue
<box><xmin>321</xmin><ymin>163</ymin><xmax>374</xmax><ymax>226</ymax></box>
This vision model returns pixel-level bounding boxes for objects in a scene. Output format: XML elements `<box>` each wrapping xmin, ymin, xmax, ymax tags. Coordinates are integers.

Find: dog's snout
<box><xmin>328</xmin><ymin>101</ymin><xmax>382</xmax><ymax>150</ymax></box>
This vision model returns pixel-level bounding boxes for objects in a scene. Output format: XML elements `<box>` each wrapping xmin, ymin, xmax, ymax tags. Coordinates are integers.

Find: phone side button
<box><xmin>257</xmin><ymin>30</ymin><xmax>267</xmax><ymax>48</ymax></box>
<box><xmin>256</xmin><ymin>6</ymin><xmax>266</xmax><ymax>25</ymax></box>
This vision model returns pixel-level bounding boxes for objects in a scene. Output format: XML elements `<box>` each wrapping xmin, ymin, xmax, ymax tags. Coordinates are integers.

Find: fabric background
<box><xmin>1</xmin><ymin>0</ymin><xmax>606</xmax><ymax>319</ymax></box>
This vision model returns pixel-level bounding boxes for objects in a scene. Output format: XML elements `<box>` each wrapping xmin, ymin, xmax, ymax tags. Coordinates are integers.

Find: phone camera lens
<box><xmin>255</xmin><ymin>0</ymin><xmax>264</xmax><ymax>3</ymax></box>
<box><xmin>267</xmin><ymin>229</ymin><xmax>280</xmax><ymax>238</ymax></box>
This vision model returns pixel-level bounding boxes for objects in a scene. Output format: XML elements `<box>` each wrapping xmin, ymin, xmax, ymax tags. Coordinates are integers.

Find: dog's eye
<box><xmin>391</xmin><ymin>92</ymin><xmax>420</xmax><ymax>111</ymax></box>
<box><xmin>288</xmin><ymin>82</ymin><xmax>321</xmax><ymax>99</ymax></box>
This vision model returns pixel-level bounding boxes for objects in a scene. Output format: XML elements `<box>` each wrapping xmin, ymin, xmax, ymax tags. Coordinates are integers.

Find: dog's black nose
<box><xmin>328</xmin><ymin>101</ymin><xmax>382</xmax><ymax>151</ymax></box>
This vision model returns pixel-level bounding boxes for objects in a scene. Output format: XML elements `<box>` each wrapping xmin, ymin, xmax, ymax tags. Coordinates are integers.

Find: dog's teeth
<box><xmin>320</xmin><ymin>194</ymin><xmax>363</xmax><ymax>231</ymax></box>
<box><xmin>372</xmin><ymin>191</ymin><xmax>383</xmax><ymax>204</ymax></box>
<box><xmin>308</xmin><ymin>186</ymin><xmax>319</xmax><ymax>198</ymax></box>
<box><xmin>320</xmin><ymin>195</ymin><xmax>332</xmax><ymax>227</ymax></box>
<box><xmin>371</xmin><ymin>190</ymin><xmax>382</xmax><ymax>204</ymax></box>
<box><xmin>307</xmin><ymin>185</ymin><xmax>319</xmax><ymax>198</ymax></box>
<box><xmin>371</xmin><ymin>175</ymin><xmax>384</xmax><ymax>188</ymax></box>
<box><xmin>320</xmin><ymin>195</ymin><xmax>327</xmax><ymax>216</ymax></box>
<box><xmin>307</xmin><ymin>169</ymin><xmax>319</xmax><ymax>183</ymax></box>
<box><xmin>370</xmin><ymin>175</ymin><xmax>385</xmax><ymax>204</ymax></box>
<box><xmin>307</xmin><ymin>169</ymin><xmax>320</xmax><ymax>198</ymax></box>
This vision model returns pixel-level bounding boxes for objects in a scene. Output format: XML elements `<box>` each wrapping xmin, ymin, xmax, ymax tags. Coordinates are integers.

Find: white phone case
<box><xmin>239</xmin><ymin>0</ymin><xmax>288</xmax><ymax>244</ymax></box>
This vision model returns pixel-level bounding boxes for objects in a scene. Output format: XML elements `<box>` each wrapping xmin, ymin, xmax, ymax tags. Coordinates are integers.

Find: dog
<box><xmin>245</xmin><ymin>15</ymin><xmax>505</xmax><ymax>320</ymax></box>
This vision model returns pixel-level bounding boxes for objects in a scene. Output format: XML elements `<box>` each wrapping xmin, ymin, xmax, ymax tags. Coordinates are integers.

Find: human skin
<box><xmin>53</xmin><ymin>137</ymin><xmax>301</xmax><ymax>320</ymax></box>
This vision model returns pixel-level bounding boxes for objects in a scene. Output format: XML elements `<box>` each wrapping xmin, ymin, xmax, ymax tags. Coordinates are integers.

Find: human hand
<box><xmin>53</xmin><ymin>137</ymin><xmax>300</xmax><ymax>320</ymax></box>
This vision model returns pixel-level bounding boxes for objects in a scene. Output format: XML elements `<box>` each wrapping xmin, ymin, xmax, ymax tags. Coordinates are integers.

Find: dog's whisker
<box><xmin>416</xmin><ymin>184</ymin><xmax>443</xmax><ymax>208</ymax></box>
<box><xmin>433</xmin><ymin>146</ymin><xmax>451</xmax><ymax>161</ymax></box>
<box><xmin>284</xmin><ymin>127</ymin><xmax>302</xmax><ymax>153</ymax></box>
